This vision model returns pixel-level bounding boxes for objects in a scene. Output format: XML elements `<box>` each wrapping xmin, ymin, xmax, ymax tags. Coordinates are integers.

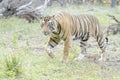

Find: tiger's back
<box><xmin>54</xmin><ymin>12</ymin><xmax>103</xmax><ymax>40</ymax></box>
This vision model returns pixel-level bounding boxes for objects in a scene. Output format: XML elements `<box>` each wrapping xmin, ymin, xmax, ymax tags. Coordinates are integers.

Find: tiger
<box><xmin>40</xmin><ymin>11</ymin><xmax>108</xmax><ymax>62</ymax></box>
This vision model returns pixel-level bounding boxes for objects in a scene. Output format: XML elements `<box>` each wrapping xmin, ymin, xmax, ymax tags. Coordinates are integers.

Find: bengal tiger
<box><xmin>40</xmin><ymin>11</ymin><xmax>108</xmax><ymax>62</ymax></box>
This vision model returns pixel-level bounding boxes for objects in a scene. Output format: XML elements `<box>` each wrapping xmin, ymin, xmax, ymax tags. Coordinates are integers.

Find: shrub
<box><xmin>4</xmin><ymin>54</ymin><xmax>22</xmax><ymax>77</ymax></box>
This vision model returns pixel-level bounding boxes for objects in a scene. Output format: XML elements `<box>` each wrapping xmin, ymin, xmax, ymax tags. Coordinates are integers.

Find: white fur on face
<box><xmin>48</xmin><ymin>20</ymin><xmax>52</xmax><ymax>23</ymax></box>
<box><xmin>42</xmin><ymin>20</ymin><xmax>45</xmax><ymax>24</ymax></box>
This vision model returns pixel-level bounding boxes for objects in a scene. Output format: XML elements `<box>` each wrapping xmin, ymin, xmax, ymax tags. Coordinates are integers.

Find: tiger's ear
<box><xmin>40</xmin><ymin>16</ymin><xmax>44</xmax><ymax>19</ymax></box>
<box><xmin>49</xmin><ymin>15</ymin><xmax>55</xmax><ymax>19</ymax></box>
<box><xmin>53</xmin><ymin>15</ymin><xmax>55</xmax><ymax>17</ymax></box>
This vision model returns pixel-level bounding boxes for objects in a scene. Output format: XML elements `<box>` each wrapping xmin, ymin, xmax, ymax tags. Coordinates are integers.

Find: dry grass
<box><xmin>0</xmin><ymin>5</ymin><xmax>120</xmax><ymax>80</ymax></box>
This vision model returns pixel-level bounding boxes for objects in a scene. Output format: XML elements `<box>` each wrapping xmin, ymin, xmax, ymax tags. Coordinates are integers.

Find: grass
<box><xmin>4</xmin><ymin>54</ymin><xmax>22</xmax><ymax>77</ymax></box>
<box><xmin>0</xmin><ymin>5</ymin><xmax>120</xmax><ymax>80</ymax></box>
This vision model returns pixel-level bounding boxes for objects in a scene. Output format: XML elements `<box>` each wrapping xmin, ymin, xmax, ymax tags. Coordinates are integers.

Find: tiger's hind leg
<box><xmin>96</xmin><ymin>35</ymin><xmax>108</xmax><ymax>61</ymax></box>
<box><xmin>74</xmin><ymin>41</ymin><xmax>87</xmax><ymax>61</ymax></box>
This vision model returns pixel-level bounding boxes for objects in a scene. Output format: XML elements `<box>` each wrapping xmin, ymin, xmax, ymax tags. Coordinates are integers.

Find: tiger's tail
<box><xmin>103</xmin><ymin>37</ymin><xmax>109</xmax><ymax>49</ymax></box>
<box><xmin>105</xmin><ymin>37</ymin><xmax>108</xmax><ymax>44</ymax></box>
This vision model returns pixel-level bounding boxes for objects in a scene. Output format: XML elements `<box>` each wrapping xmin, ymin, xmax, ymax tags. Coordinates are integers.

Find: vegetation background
<box><xmin>0</xmin><ymin>0</ymin><xmax>120</xmax><ymax>80</ymax></box>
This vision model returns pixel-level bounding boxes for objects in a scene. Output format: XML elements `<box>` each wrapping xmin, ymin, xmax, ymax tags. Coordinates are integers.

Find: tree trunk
<box><xmin>97</xmin><ymin>0</ymin><xmax>103</xmax><ymax>4</ymax></box>
<box><xmin>111</xmin><ymin>0</ymin><xmax>116</xmax><ymax>8</ymax></box>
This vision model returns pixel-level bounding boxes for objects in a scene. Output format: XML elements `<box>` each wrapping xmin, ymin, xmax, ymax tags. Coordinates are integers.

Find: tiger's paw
<box><xmin>46</xmin><ymin>46</ymin><xmax>55</xmax><ymax>59</ymax></box>
<box><xmin>60</xmin><ymin>59</ymin><xmax>68</xmax><ymax>63</ymax></box>
<box><xmin>48</xmin><ymin>53</ymin><xmax>55</xmax><ymax>59</ymax></box>
<box><xmin>98</xmin><ymin>54</ymin><xmax>107</xmax><ymax>62</ymax></box>
<box><xmin>74</xmin><ymin>54</ymin><xmax>85</xmax><ymax>61</ymax></box>
<box><xmin>98</xmin><ymin>57</ymin><xmax>106</xmax><ymax>62</ymax></box>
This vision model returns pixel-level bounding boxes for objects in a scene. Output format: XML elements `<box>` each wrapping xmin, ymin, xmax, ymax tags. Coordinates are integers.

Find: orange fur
<box><xmin>41</xmin><ymin>11</ymin><xmax>108</xmax><ymax>61</ymax></box>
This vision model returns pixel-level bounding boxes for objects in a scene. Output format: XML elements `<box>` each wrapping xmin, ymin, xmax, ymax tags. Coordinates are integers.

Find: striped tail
<box><xmin>105</xmin><ymin>37</ymin><xmax>108</xmax><ymax>45</ymax></box>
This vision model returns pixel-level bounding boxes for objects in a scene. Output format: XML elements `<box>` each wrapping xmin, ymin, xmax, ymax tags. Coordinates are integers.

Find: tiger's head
<box><xmin>40</xmin><ymin>15</ymin><xmax>58</xmax><ymax>36</ymax></box>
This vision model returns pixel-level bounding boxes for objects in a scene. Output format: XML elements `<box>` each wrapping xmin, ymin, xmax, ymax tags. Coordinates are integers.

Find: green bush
<box><xmin>4</xmin><ymin>54</ymin><xmax>22</xmax><ymax>77</ymax></box>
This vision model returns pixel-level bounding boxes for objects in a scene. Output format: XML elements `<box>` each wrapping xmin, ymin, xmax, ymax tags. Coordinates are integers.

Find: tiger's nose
<box><xmin>43</xmin><ymin>31</ymin><xmax>49</xmax><ymax>35</ymax></box>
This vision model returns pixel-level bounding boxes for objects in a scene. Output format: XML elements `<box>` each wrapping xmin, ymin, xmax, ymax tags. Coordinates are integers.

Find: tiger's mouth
<box><xmin>44</xmin><ymin>32</ymin><xmax>49</xmax><ymax>36</ymax></box>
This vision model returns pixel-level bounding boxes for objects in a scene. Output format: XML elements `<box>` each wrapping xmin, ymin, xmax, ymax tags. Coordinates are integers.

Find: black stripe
<box><xmin>81</xmin><ymin>33</ymin><xmax>85</xmax><ymax>39</ymax></box>
<box><xmin>61</xmin><ymin>30</ymin><xmax>66</xmax><ymax>40</ymax></box>
<box><xmin>79</xmin><ymin>32</ymin><xmax>83</xmax><ymax>39</ymax></box>
<box><xmin>105</xmin><ymin>37</ymin><xmax>108</xmax><ymax>43</ymax></box>
<box><xmin>82</xmin><ymin>33</ymin><xmax>89</xmax><ymax>41</ymax></box>
<box><xmin>58</xmin><ymin>24</ymin><xmax>61</xmax><ymax>34</ymax></box>
<box><xmin>85</xmin><ymin>16</ymin><xmax>90</xmax><ymax>32</ymax></box>
<box><xmin>99</xmin><ymin>41</ymin><xmax>104</xmax><ymax>47</ymax></box>
<box><xmin>72</xmin><ymin>16</ymin><xmax>77</xmax><ymax>35</ymax></box>
<box><xmin>78</xmin><ymin>17</ymin><xmax>82</xmax><ymax>37</ymax></box>
<box><xmin>61</xmin><ymin>33</ymin><xmax>64</xmax><ymax>39</ymax></box>
<box><xmin>51</xmin><ymin>38</ymin><xmax>58</xmax><ymax>45</ymax></box>
<box><xmin>80</xmin><ymin>41</ymin><xmax>86</xmax><ymax>47</ymax></box>
<box><xmin>73</xmin><ymin>34</ymin><xmax>78</xmax><ymax>40</ymax></box>
<box><xmin>100</xmin><ymin>46</ymin><xmax>103</xmax><ymax>48</ymax></box>
<box><xmin>49</xmin><ymin>43</ymin><xmax>54</xmax><ymax>48</ymax></box>
<box><xmin>78</xmin><ymin>17</ymin><xmax>83</xmax><ymax>34</ymax></box>
<box><xmin>82</xmin><ymin>16</ymin><xmax>87</xmax><ymax>33</ymax></box>
<box><xmin>99</xmin><ymin>38</ymin><xmax>103</xmax><ymax>46</ymax></box>
<box><xmin>53</xmin><ymin>36</ymin><xmax>58</xmax><ymax>40</ymax></box>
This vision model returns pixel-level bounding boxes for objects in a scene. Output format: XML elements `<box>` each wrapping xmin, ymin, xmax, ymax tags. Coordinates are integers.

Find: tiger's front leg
<box><xmin>74</xmin><ymin>41</ymin><xmax>87</xmax><ymax>61</ymax></box>
<box><xmin>45</xmin><ymin>45</ymin><xmax>55</xmax><ymax>59</ymax></box>
<box><xmin>45</xmin><ymin>35</ymin><xmax>60</xmax><ymax>59</ymax></box>
<box><xmin>62</xmin><ymin>37</ymin><xmax>71</xmax><ymax>62</ymax></box>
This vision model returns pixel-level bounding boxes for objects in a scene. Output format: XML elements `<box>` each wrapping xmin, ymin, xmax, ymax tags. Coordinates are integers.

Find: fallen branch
<box><xmin>0</xmin><ymin>0</ymin><xmax>50</xmax><ymax>22</ymax></box>
<box><xmin>107</xmin><ymin>14</ymin><xmax>120</xmax><ymax>23</ymax></box>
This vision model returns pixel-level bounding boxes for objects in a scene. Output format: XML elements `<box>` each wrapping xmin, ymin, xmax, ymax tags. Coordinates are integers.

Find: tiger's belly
<box><xmin>72</xmin><ymin>32</ymin><xmax>89</xmax><ymax>41</ymax></box>
<box><xmin>72</xmin><ymin>33</ymin><xmax>83</xmax><ymax>40</ymax></box>
<box><xmin>72</xmin><ymin>35</ymin><xmax>80</xmax><ymax>40</ymax></box>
